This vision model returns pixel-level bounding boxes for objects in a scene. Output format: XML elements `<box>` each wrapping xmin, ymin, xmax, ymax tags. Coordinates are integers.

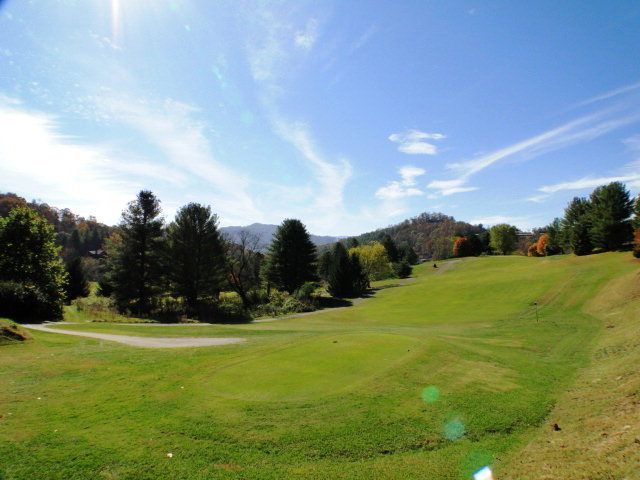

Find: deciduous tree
<box><xmin>0</xmin><ymin>207</ymin><xmax>67</xmax><ymax>320</ymax></box>
<box><xmin>225</xmin><ymin>230</ymin><xmax>262</xmax><ymax>308</ymax></box>
<box><xmin>489</xmin><ymin>224</ymin><xmax>518</xmax><ymax>255</ymax></box>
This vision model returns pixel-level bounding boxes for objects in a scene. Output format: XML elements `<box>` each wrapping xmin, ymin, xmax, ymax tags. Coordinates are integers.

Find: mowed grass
<box><xmin>1</xmin><ymin>253</ymin><xmax>638</xmax><ymax>479</ymax></box>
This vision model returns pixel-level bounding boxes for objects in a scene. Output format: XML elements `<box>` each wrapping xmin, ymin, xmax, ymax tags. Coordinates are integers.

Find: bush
<box><xmin>0</xmin><ymin>281</ymin><xmax>50</xmax><ymax>321</ymax></box>
<box><xmin>527</xmin><ymin>244</ymin><xmax>540</xmax><ymax>257</ymax></box>
<box><xmin>393</xmin><ymin>260</ymin><xmax>412</xmax><ymax>278</ymax></box>
<box><xmin>253</xmin><ymin>290</ymin><xmax>315</xmax><ymax>318</ymax></box>
<box><xmin>295</xmin><ymin>282</ymin><xmax>317</xmax><ymax>302</ymax></box>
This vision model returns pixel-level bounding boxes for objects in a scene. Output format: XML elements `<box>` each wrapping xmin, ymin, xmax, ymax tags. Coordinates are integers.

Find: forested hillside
<box><xmin>0</xmin><ymin>193</ymin><xmax>114</xmax><ymax>263</ymax></box>
<box><xmin>354</xmin><ymin>212</ymin><xmax>487</xmax><ymax>260</ymax></box>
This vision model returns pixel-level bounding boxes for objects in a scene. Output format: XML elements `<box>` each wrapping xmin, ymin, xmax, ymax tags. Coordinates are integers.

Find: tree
<box><xmin>225</xmin><ymin>230</ymin><xmax>262</xmax><ymax>308</ymax></box>
<box><xmin>107</xmin><ymin>191</ymin><xmax>164</xmax><ymax>315</ymax></box>
<box><xmin>453</xmin><ymin>236</ymin><xmax>473</xmax><ymax>257</ymax></box>
<box><xmin>489</xmin><ymin>224</ymin><xmax>518</xmax><ymax>255</ymax></box>
<box><xmin>399</xmin><ymin>243</ymin><xmax>419</xmax><ymax>264</ymax></box>
<box><xmin>633</xmin><ymin>229</ymin><xmax>640</xmax><ymax>259</ymax></box>
<box><xmin>467</xmin><ymin>234</ymin><xmax>484</xmax><ymax>256</ymax></box>
<box><xmin>563</xmin><ymin>197</ymin><xmax>592</xmax><ymax>256</ymax></box>
<box><xmin>381</xmin><ymin>234</ymin><xmax>400</xmax><ymax>262</ymax></box>
<box><xmin>634</xmin><ymin>194</ymin><xmax>640</xmax><ymax>230</ymax></box>
<box><xmin>265</xmin><ymin>219</ymin><xmax>317</xmax><ymax>294</ymax></box>
<box><xmin>589</xmin><ymin>182</ymin><xmax>634</xmax><ymax>251</ymax></box>
<box><xmin>317</xmin><ymin>250</ymin><xmax>333</xmax><ymax>282</ymax></box>
<box><xmin>535</xmin><ymin>233</ymin><xmax>549</xmax><ymax>256</ymax></box>
<box><xmin>0</xmin><ymin>207</ymin><xmax>67</xmax><ymax>320</ymax></box>
<box><xmin>65</xmin><ymin>257</ymin><xmax>90</xmax><ymax>302</ymax></box>
<box><xmin>393</xmin><ymin>260</ymin><xmax>412</xmax><ymax>279</ymax></box>
<box><xmin>327</xmin><ymin>242</ymin><xmax>353</xmax><ymax>298</ymax></box>
<box><xmin>167</xmin><ymin>203</ymin><xmax>226</xmax><ymax>313</ymax></box>
<box><xmin>346</xmin><ymin>237</ymin><xmax>360</xmax><ymax>249</ymax></box>
<box><xmin>542</xmin><ymin>218</ymin><xmax>564</xmax><ymax>255</ymax></box>
<box><xmin>349</xmin><ymin>242</ymin><xmax>392</xmax><ymax>282</ymax></box>
<box><xmin>349</xmin><ymin>252</ymin><xmax>368</xmax><ymax>295</ymax></box>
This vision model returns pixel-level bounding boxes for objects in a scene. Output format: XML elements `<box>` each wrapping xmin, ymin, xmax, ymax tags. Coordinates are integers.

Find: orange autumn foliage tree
<box><xmin>453</xmin><ymin>236</ymin><xmax>472</xmax><ymax>257</ymax></box>
<box><xmin>536</xmin><ymin>233</ymin><xmax>549</xmax><ymax>256</ymax></box>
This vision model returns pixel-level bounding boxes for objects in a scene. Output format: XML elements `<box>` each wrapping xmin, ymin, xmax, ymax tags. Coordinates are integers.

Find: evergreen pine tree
<box><xmin>563</xmin><ymin>197</ymin><xmax>593</xmax><ymax>256</ymax></box>
<box><xmin>265</xmin><ymin>219</ymin><xmax>317</xmax><ymax>294</ymax></box>
<box><xmin>381</xmin><ymin>234</ymin><xmax>400</xmax><ymax>262</ymax></box>
<box><xmin>167</xmin><ymin>203</ymin><xmax>226</xmax><ymax>314</ymax></box>
<box><xmin>588</xmin><ymin>182</ymin><xmax>634</xmax><ymax>251</ymax></box>
<box><xmin>327</xmin><ymin>242</ymin><xmax>353</xmax><ymax>298</ymax></box>
<box><xmin>108</xmin><ymin>191</ymin><xmax>164</xmax><ymax>315</ymax></box>
<box><xmin>65</xmin><ymin>256</ymin><xmax>90</xmax><ymax>301</ymax></box>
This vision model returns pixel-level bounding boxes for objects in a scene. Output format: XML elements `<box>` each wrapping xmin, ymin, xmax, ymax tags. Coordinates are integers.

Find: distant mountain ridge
<box><xmin>220</xmin><ymin>223</ymin><xmax>342</xmax><ymax>251</ymax></box>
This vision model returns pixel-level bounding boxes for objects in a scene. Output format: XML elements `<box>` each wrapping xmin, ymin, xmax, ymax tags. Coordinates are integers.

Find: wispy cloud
<box><xmin>275</xmin><ymin>120</ymin><xmax>352</xmax><ymax>212</ymax></box>
<box><xmin>0</xmin><ymin>97</ymin><xmax>163</xmax><ymax>223</ymax></box>
<box><xmin>91</xmin><ymin>93</ymin><xmax>264</xmax><ymax>224</ymax></box>
<box><xmin>428</xmin><ymin>106</ymin><xmax>640</xmax><ymax>197</ymax></box>
<box><xmin>570</xmin><ymin>80</ymin><xmax>640</xmax><ymax>110</ymax></box>
<box><xmin>536</xmin><ymin>173</ymin><xmax>640</xmax><ymax>196</ymax></box>
<box><xmin>389</xmin><ymin>130</ymin><xmax>445</xmax><ymax>155</ymax></box>
<box><xmin>375</xmin><ymin>165</ymin><xmax>426</xmax><ymax>200</ymax></box>
<box><xmin>295</xmin><ymin>19</ymin><xmax>319</xmax><ymax>50</ymax></box>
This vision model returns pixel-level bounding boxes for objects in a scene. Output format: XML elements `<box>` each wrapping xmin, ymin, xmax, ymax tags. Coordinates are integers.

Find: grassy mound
<box><xmin>0</xmin><ymin>253</ymin><xmax>638</xmax><ymax>479</ymax></box>
<box><xmin>0</xmin><ymin>318</ymin><xmax>31</xmax><ymax>344</ymax></box>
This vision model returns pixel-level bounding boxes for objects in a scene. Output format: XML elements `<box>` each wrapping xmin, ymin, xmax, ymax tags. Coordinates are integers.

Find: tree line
<box><xmin>0</xmin><ymin>190</ymin><xmax>415</xmax><ymax>321</ymax></box>
<box><xmin>0</xmin><ymin>182</ymin><xmax>637</xmax><ymax>322</ymax></box>
<box><xmin>452</xmin><ymin>182</ymin><xmax>639</xmax><ymax>258</ymax></box>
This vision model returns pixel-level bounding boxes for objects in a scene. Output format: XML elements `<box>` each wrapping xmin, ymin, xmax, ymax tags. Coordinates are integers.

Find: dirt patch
<box><xmin>0</xmin><ymin>321</ymin><xmax>31</xmax><ymax>343</ymax></box>
<box><xmin>22</xmin><ymin>323</ymin><xmax>245</xmax><ymax>348</ymax></box>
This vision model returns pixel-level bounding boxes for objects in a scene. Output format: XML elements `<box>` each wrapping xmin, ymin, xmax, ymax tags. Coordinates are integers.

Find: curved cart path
<box><xmin>23</xmin><ymin>323</ymin><xmax>245</xmax><ymax>348</ymax></box>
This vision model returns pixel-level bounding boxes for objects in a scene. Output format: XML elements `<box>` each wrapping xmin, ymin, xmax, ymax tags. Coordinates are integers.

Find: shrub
<box><xmin>393</xmin><ymin>260</ymin><xmax>412</xmax><ymax>278</ymax></box>
<box><xmin>295</xmin><ymin>282</ymin><xmax>317</xmax><ymax>302</ymax></box>
<box><xmin>0</xmin><ymin>281</ymin><xmax>50</xmax><ymax>321</ymax></box>
<box><xmin>527</xmin><ymin>244</ymin><xmax>540</xmax><ymax>257</ymax></box>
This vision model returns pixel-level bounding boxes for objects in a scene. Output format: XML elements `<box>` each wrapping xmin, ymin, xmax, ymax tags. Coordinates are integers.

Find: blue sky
<box><xmin>1</xmin><ymin>0</ymin><xmax>639</xmax><ymax>235</ymax></box>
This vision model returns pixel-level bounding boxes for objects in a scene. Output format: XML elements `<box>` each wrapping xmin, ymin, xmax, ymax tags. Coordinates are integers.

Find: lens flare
<box><xmin>421</xmin><ymin>385</ymin><xmax>440</xmax><ymax>403</ymax></box>
<box><xmin>473</xmin><ymin>466</ymin><xmax>494</xmax><ymax>480</ymax></box>
<box><xmin>443</xmin><ymin>418</ymin><xmax>465</xmax><ymax>441</ymax></box>
<box><xmin>111</xmin><ymin>0</ymin><xmax>121</xmax><ymax>45</ymax></box>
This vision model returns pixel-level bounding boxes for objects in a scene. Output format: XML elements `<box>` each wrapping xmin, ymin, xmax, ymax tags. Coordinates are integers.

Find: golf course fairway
<box><xmin>1</xmin><ymin>253</ymin><xmax>639</xmax><ymax>479</ymax></box>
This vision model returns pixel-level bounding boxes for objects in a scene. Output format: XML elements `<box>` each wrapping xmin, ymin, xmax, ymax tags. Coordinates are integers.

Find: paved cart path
<box><xmin>23</xmin><ymin>323</ymin><xmax>245</xmax><ymax>348</ymax></box>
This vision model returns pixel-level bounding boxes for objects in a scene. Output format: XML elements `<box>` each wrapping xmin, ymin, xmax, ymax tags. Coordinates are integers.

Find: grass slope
<box><xmin>0</xmin><ymin>253</ymin><xmax>638</xmax><ymax>479</ymax></box>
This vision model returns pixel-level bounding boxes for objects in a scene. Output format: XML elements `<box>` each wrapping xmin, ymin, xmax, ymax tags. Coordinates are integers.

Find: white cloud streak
<box><xmin>428</xmin><ymin>107</ymin><xmax>640</xmax><ymax>197</ymax></box>
<box><xmin>0</xmin><ymin>98</ymin><xmax>164</xmax><ymax>223</ymax></box>
<box><xmin>91</xmin><ymin>94</ymin><xmax>264</xmax><ymax>224</ymax></box>
<box><xmin>571</xmin><ymin>80</ymin><xmax>640</xmax><ymax>110</ymax></box>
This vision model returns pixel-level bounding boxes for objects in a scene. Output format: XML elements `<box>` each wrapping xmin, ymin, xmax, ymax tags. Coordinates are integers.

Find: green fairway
<box><xmin>1</xmin><ymin>253</ymin><xmax>638</xmax><ymax>479</ymax></box>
